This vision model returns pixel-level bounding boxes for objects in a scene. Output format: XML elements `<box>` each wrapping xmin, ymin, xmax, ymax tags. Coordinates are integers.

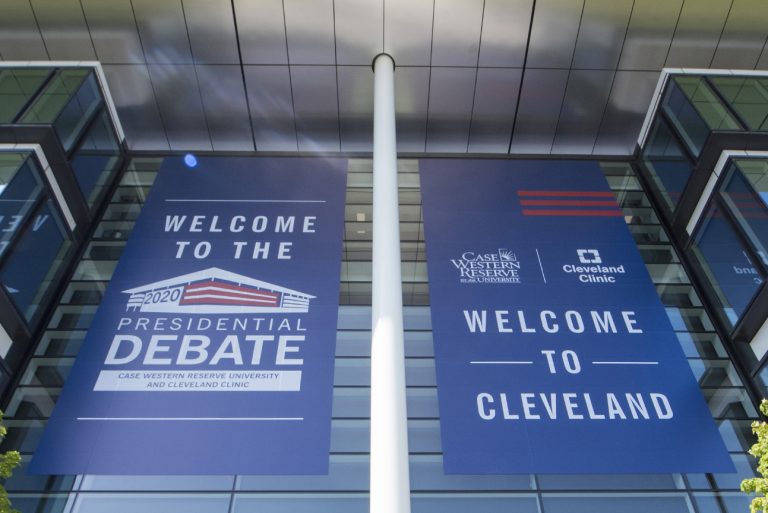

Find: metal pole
<box><xmin>370</xmin><ymin>53</ymin><xmax>411</xmax><ymax>513</ymax></box>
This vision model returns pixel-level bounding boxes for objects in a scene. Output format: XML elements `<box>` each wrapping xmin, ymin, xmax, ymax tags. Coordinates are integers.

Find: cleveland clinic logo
<box><xmin>577</xmin><ymin>249</ymin><xmax>602</xmax><ymax>264</ymax></box>
<box><xmin>564</xmin><ymin>248</ymin><xmax>625</xmax><ymax>284</ymax></box>
<box><xmin>450</xmin><ymin>249</ymin><xmax>521</xmax><ymax>284</ymax></box>
<box><xmin>122</xmin><ymin>267</ymin><xmax>314</xmax><ymax>314</ymax></box>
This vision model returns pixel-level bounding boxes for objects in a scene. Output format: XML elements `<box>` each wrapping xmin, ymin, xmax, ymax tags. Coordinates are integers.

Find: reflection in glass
<box><xmin>692</xmin><ymin>204</ymin><xmax>763</xmax><ymax>326</ymax></box>
<box><xmin>0</xmin><ymin>200</ymin><xmax>71</xmax><ymax>321</ymax></box>
<box><xmin>641</xmin><ymin>119</ymin><xmax>694</xmax><ymax>211</ymax></box>
<box><xmin>709</xmin><ymin>76</ymin><xmax>768</xmax><ymax>131</ymax></box>
<box><xmin>541</xmin><ymin>493</ymin><xmax>693</xmax><ymax>513</ymax></box>
<box><xmin>21</xmin><ymin>69</ymin><xmax>101</xmax><ymax>151</ymax></box>
<box><xmin>0</xmin><ymin>154</ymin><xmax>44</xmax><ymax>257</ymax></box>
<box><xmin>71</xmin><ymin>109</ymin><xmax>120</xmax><ymax>206</ymax></box>
<box><xmin>0</xmin><ymin>68</ymin><xmax>51</xmax><ymax>123</ymax></box>
<box><xmin>662</xmin><ymin>76</ymin><xmax>741</xmax><ymax>157</ymax></box>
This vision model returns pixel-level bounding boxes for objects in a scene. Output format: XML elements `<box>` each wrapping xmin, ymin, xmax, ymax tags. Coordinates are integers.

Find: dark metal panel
<box><xmin>81</xmin><ymin>0</ymin><xmax>145</xmax><ymax>64</ymax></box>
<box><xmin>526</xmin><ymin>0</ymin><xmax>584</xmax><ymax>69</ymax></box>
<box><xmin>336</xmin><ymin>0</ymin><xmax>383</xmax><ymax>65</ymax></box>
<box><xmin>394</xmin><ymin>66</ymin><xmax>429</xmax><ymax>152</ymax></box>
<box><xmin>0</xmin><ymin>0</ymin><xmax>48</xmax><ymax>60</ymax></box>
<box><xmin>102</xmin><ymin>65</ymin><xmax>169</xmax><ymax>150</ymax></box>
<box><xmin>572</xmin><ymin>0</ymin><xmax>632</xmax><ymax>70</ymax></box>
<box><xmin>133</xmin><ymin>0</ymin><xmax>193</xmax><ymax>64</ymax></box>
<box><xmin>711</xmin><ymin>0</ymin><xmax>768</xmax><ymax>69</ymax></box>
<box><xmin>478</xmin><ymin>0</ymin><xmax>532</xmax><ymax>67</ymax></box>
<box><xmin>196</xmin><ymin>65</ymin><xmax>254</xmax><ymax>151</ymax></box>
<box><xmin>183</xmin><ymin>0</ymin><xmax>239</xmax><ymax>65</ymax></box>
<box><xmin>665</xmin><ymin>0</ymin><xmax>732</xmax><ymax>68</ymax></box>
<box><xmin>147</xmin><ymin>64</ymin><xmax>211</xmax><ymax>150</ymax></box>
<box><xmin>552</xmin><ymin>70</ymin><xmax>615</xmax><ymax>155</ymax></box>
<box><xmin>618</xmin><ymin>0</ymin><xmax>682</xmax><ymax>71</ymax></box>
<box><xmin>468</xmin><ymin>68</ymin><xmax>521</xmax><ymax>153</ymax></box>
<box><xmin>234</xmin><ymin>0</ymin><xmax>288</xmax><ymax>65</ymax></box>
<box><xmin>290</xmin><ymin>65</ymin><xmax>339</xmax><ymax>151</ymax></box>
<box><xmin>30</xmin><ymin>0</ymin><xmax>96</xmax><ymax>60</ymax></box>
<box><xmin>243</xmin><ymin>66</ymin><xmax>298</xmax><ymax>151</ymax></box>
<box><xmin>425</xmin><ymin>67</ymin><xmax>476</xmax><ymax>153</ymax></box>
<box><xmin>284</xmin><ymin>0</ymin><xmax>336</xmax><ymax>65</ymax></box>
<box><xmin>431</xmin><ymin>0</ymin><xmax>484</xmax><ymax>67</ymax></box>
<box><xmin>593</xmin><ymin>70</ymin><xmax>658</xmax><ymax>156</ymax></box>
<box><xmin>338</xmin><ymin>67</ymin><xmax>374</xmax><ymax>152</ymax></box>
<box><xmin>384</xmin><ymin>0</ymin><xmax>433</xmax><ymax>66</ymax></box>
<box><xmin>509</xmin><ymin>69</ymin><xmax>569</xmax><ymax>154</ymax></box>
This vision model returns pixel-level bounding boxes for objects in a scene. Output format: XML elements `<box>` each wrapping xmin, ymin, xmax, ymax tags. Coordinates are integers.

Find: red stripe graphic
<box><xmin>518</xmin><ymin>190</ymin><xmax>621</xmax><ymax>217</ymax></box>
<box><xmin>522</xmin><ymin>209</ymin><xmax>624</xmax><ymax>217</ymax></box>
<box><xmin>180</xmin><ymin>296</ymin><xmax>279</xmax><ymax>306</ymax></box>
<box><xmin>179</xmin><ymin>280</ymin><xmax>280</xmax><ymax>306</ymax></box>
<box><xmin>520</xmin><ymin>199</ymin><xmax>618</xmax><ymax>207</ymax></box>
<box><xmin>185</xmin><ymin>280</ymin><xmax>277</xmax><ymax>298</ymax></box>
<box><xmin>518</xmin><ymin>190</ymin><xmax>615</xmax><ymax>198</ymax></box>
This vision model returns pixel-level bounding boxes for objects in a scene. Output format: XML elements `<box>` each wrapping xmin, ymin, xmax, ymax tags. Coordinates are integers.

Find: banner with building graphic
<box><xmin>31</xmin><ymin>157</ymin><xmax>346</xmax><ymax>474</ymax></box>
<box><xmin>420</xmin><ymin>159</ymin><xmax>734</xmax><ymax>474</ymax></box>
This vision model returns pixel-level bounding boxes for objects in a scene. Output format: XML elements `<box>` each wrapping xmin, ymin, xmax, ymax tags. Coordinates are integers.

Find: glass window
<box><xmin>537</xmin><ymin>473</ymin><xmax>682</xmax><ymax>490</ymax></box>
<box><xmin>71</xmin><ymin>494</ymin><xmax>231</xmax><ymax>513</ymax></box>
<box><xmin>709</xmin><ymin>76</ymin><xmax>768</xmax><ymax>131</ymax></box>
<box><xmin>80</xmin><ymin>475</ymin><xmax>234</xmax><ymax>492</ymax></box>
<box><xmin>693</xmin><ymin>492</ymin><xmax>752</xmax><ymax>513</ymax></box>
<box><xmin>232</xmin><ymin>494</ymin><xmax>366</xmax><ymax>513</ymax></box>
<box><xmin>756</xmin><ymin>363</ymin><xmax>768</xmax><ymax>397</ymax></box>
<box><xmin>723</xmin><ymin>159</ymin><xmax>768</xmax><ymax>265</ymax></box>
<box><xmin>20</xmin><ymin>69</ymin><xmax>89</xmax><ymax>124</ymax></box>
<box><xmin>411</xmin><ymin>494</ymin><xmax>540</xmax><ymax>513</ymax></box>
<box><xmin>691</xmin><ymin>204</ymin><xmax>764</xmax><ymax>327</ymax></box>
<box><xmin>0</xmin><ymin>154</ymin><xmax>44</xmax><ymax>257</ymax></box>
<box><xmin>71</xmin><ymin>109</ymin><xmax>121</xmax><ymax>206</ymax></box>
<box><xmin>662</xmin><ymin>76</ymin><xmax>741</xmax><ymax>157</ymax></box>
<box><xmin>21</xmin><ymin>69</ymin><xmax>102</xmax><ymax>151</ymax></box>
<box><xmin>641</xmin><ymin>119</ymin><xmax>694</xmax><ymax>211</ymax></box>
<box><xmin>0</xmin><ymin>200</ymin><xmax>71</xmax><ymax>322</ymax></box>
<box><xmin>541</xmin><ymin>493</ymin><xmax>693</xmax><ymax>513</ymax></box>
<box><xmin>0</xmin><ymin>68</ymin><xmax>51</xmax><ymax>123</ymax></box>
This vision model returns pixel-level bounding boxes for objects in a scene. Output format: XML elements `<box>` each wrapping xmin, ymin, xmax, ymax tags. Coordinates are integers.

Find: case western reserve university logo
<box><xmin>123</xmin><ymin>267</ymin><xmax>314</xmax><ymax>314</ymax></box>
<box><xmin>451</xmin><ymin>249</ymin><xmax>521</xmax><ymax>284</ymax></box>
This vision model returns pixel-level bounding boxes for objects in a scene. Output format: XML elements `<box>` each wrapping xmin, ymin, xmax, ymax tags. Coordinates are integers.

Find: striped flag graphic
<box><xmin>179</xmin><ymin>280</ymin><xmax>280</xmax><ymax>307</ymax></box>
<box><xmin>517</xmin><ymin>190</ymin><xmax>622</xmax><ymax>217</ymax></box>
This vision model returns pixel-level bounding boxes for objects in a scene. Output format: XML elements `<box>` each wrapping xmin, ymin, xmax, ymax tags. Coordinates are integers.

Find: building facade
<box><xmin>1</xmin><ymin>2</ymin><xmax>768</xmax><ymax>513</ymax></box>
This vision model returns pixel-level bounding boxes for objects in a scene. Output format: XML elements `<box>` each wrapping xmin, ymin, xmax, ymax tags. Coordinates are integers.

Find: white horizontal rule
<box><xmin>93</xmin><ymin>369</ymin><xmax>301</xmax><ymax>392</ymax></box>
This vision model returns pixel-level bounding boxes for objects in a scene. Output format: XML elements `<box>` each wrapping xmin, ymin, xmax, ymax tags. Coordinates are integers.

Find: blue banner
<box><xmin>420</xmin><ymin>159</ymin><xmax>734</xmax><ymax>474</ymax></box>
<box><xmin>32</xmin><ymin>157</ymin><xmax>346</xmax><ymax>475</ymax></box>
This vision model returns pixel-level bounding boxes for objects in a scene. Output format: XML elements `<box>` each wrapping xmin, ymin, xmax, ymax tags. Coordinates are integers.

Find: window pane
<box><xmin>662</xmin><ymin>76</ymin><xmax>741</xmax><ymax>157</ymax></box>
<box><xmin>0</xmin><ymin>200</ymin><xmax>71</xmax><ymax>321</ymax></box>
<box><xmin>541</xmin><ymin>493</ymin><xmax>693</xmax><ymax>513</ymax></box>
<box><xmin>72</xmin><ymin>494</ymin><xmax>231</xmax><ymax>513</ymax></box>
<box><xmin>0</xmin><ymin>154</ymin><xmax>44</xmax><ymax>257</ymax></box>
<box><xmin>21</xmin><ymin>69</ymin><xmax>102</xmax><ymax>151</ymax></box>
<box><xmin>20</xmin><ymin>69</ymin><xmax>89</xmax><ymax>124</ymax></box>
<box><xmin>412</xmin><ymin>494</ymin><xmax>539</xmax><ymax>513</ymax></box>
<box><xmin>691</xmin><ymin>204</ymin><xmax>763</xmax><ymax>326</ymax></box>
<box><xmin>0</xmin><ymin>68</ymin><xmax>51</xmax><ymax>123</ymax></box>
<box><xmin>71</xmin><ymin>109</ymin><xmax>120</xmax><ymax>206</ymax></box>
<box><xmin>641</xmin><ymin>120</ymin><xmax>694</xmax><ymax>211</ymax></box>
<box><xmin>709</xmin><ymin>76</ymin><xmax>768</xmax><ymax>131</ymax></box>
<box><xmin>721</xmin><ymin>161</ymin><xmax>768</xmax><ymax>265</ymax></box>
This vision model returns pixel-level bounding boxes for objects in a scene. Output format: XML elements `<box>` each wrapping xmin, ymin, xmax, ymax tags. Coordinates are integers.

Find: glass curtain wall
<box><xmin>0</xmin><ymin>157</ymin><xmax>756</xmax><ymax>513</ymax></box>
